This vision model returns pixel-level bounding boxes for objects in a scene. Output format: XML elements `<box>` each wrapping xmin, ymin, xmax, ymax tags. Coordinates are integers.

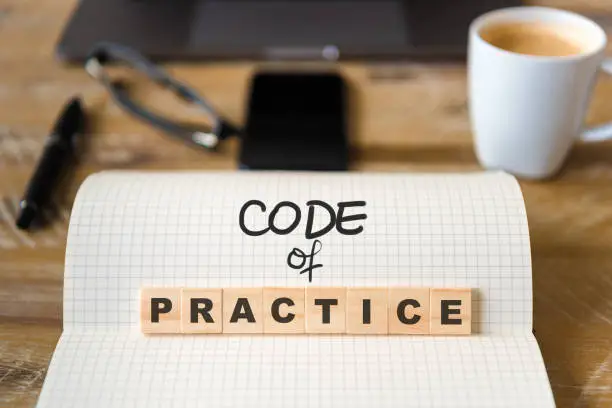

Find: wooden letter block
<box><xmin>181</xmin><ymin>288</ymin><xmax>223</xmax><ymax>334</ymax></box>
<box><xmin>388</xmin><ymin>288</ymin><xmax>431</xmax><ymax>335</ymax></box>
<box><xmin>305</xmin><ymin>287</ymin><xmax>346</xmax><ymax>334</ymax></box>
<box><xmin>223</xmin><ymin>288</ymin><xmax>263</xmax><ymax>334</ymax></box>
<box><xmin>346</xmin><ymin>288</ymin><xmax>388</xmax><ymax>334</ymax></box>
<box><xmin>141</xmin><ymin>287</ymin><xmax>181</xmax><ymax>334</ymax></box>
<box><xmin>263</xmin><ymin>288</ymin><xmax>305</xmax><ymax>334</ymax></box>
<box><xmin>430</xmin><ymin>288</ymin><xmax>472</xmax><ymax>335</ymax></box>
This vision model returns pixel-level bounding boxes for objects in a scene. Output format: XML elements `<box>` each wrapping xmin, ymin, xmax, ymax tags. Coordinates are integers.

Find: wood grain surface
<box><xmin>0</xmin><ymin>0</ymin><xmax>611</xmax><ymax>406</ymax></box>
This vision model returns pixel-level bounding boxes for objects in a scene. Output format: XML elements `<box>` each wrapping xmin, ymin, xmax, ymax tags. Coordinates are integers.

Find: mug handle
<box><xmin>581</xmin><ymin>58</ymin><xmax>612</xmax><ymax>142</ymax></box>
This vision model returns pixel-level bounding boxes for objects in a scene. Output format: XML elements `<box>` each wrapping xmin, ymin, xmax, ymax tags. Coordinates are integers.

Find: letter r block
<box><xmin>141</xmin><ymin>287</ymin><xmax>181</xmax><ymax>334</ymax></box>
<box><xmin>181</xmin><ymin>288</ymin><xmax>223</xmax><ymax>333</ymax></box>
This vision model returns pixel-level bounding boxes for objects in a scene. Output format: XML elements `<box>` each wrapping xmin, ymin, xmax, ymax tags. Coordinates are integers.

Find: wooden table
<box><xmin>1</xmin><ymin>0</ymin><xmax>611</xmax><ymax>406</ymax></box>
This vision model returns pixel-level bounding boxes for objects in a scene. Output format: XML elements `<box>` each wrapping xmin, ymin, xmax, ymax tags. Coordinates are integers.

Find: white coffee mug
<box><xmin>469</xmin><ymin>7</ymin><xmax>612</xmax><ymax>179</ymax></box>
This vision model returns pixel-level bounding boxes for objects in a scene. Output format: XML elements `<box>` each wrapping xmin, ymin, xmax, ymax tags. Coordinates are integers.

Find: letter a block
<box><xmin>305</xmin><ymin>287</ymin><xmax>346</xmax><ymax>333</ymax></box>
<box><xmin>181</xmin><ymin>288</ymin><xmax>223</xmax><ymax>334</ymax></box>
<box><xmin>141</xmin><ymin>287</ymin><xmax>181</xmax><ymax>334</ymax></box>
<box><xmin>430</xmin><ymin>288</ymin><xmax>472</xmax><ymax>335</ymax></box>
<box><xmin>263</xmin><ymin>288</ymin><xmax>305</xmax><ymax>334</ymax></box>
<box><xmin>223</xmin><ymin>288</ymin><xmax>263</xmax><ymax>334</ymax></box>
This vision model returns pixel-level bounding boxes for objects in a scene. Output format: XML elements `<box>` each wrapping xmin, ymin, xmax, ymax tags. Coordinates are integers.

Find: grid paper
<box><xmin>37</xmin><ymin>171</ymin><xmax>555</xmax><ymax>407</ymax></box>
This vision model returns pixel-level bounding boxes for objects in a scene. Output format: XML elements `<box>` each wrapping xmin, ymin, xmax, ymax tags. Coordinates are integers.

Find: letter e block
<box><xmin>346</xmin><ymin>288</ymin><xmax>388</xmax><ymax>334</ymax></box>
<box><xmin>430</xmin><ymin>288</ymin><xmax>472</xmax><ymax>335</ymax></box>
<box><xmin>181</xmin><ymin>288</ymin><xmax>223</xmax><ymax>334</ymax></box>
<box><xmin>223</xmin><ymin>288</ymin><xmax>263</xmax><ymax>334</ymax></box>
<box><xmin>263</xmin><ymin>288</ymin><xmax>305</xmax><ymax>334</ymax></box>
<box><xmin>305</xmin><ymin>287</ymin><xmax>346</xmax><ymax>334</ymax></box>
<box><xmin>141</xmin><ymin>287</ymin><xmax>181</xmax><ymax>334</ymax></box>
<box><xmin>388</xmin><ymin>288</ymin><xmax>431</xmax><ymax>335</ymax></box>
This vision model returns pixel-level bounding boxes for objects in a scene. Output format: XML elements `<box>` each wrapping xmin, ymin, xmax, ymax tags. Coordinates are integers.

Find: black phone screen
<box><xmin>240</xmin><ymin>72</ymin><xmax>348</xmax><ymax>171</ymax></box>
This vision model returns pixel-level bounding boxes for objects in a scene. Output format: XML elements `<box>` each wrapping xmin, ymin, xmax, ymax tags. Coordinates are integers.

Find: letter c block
<box><xmin>263</xmin><ymin>288</ymin><xmax>305</xmax><ymax>334</ymax></box>
<box><xmin>388</xmin><ymin>288</ymin><xmax>431</xmax><ymax>335</ymax></box>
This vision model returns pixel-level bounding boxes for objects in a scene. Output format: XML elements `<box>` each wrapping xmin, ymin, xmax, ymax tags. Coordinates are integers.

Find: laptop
<box><xmin>57</xmin><ymin>0</ymin><xmax>521</xmax><ymax>62</ymax></box>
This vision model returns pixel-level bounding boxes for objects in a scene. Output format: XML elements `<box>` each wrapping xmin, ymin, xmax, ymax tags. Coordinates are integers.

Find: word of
<box><xmin>141</xmin><ymin>287</ymin><xmax>471</xmax><ymax>335</ymax></box>
<box><xmin>287</xmin><ymin>239</ymin><xmax>322</xmax><ymax>282</ymax></box>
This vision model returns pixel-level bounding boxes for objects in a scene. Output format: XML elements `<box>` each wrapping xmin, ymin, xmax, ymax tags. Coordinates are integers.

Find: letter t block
<box><xmin>305</xmin><ymin>287</ymin><xmax>346</xmax><ymax>333</ymax></box>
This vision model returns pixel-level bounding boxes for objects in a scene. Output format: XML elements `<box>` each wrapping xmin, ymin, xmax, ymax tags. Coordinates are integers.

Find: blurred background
<box><xmin>0</xmin><ymin>0</ymin><xmax>611</xmax><ymax>407</ymax></box>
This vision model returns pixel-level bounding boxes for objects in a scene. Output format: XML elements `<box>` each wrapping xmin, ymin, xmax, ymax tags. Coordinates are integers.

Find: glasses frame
<box><xmin>85</xmin><ymin>42</ymin><xmax>240</xmax><ymax>150</ymax></box>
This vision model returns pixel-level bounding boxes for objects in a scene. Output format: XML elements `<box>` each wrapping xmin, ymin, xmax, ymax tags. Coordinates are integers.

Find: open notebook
<box><xmin>37</xmin><ymin>171</ymin><xmax>555</xmax><ymax>407</ymax></box>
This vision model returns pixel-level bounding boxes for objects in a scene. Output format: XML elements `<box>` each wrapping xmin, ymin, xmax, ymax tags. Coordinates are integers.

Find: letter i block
<box><xmin>181</xmin><ymin>288</ymin><xmax>223</xmax><ymax>333</ymax></box>
<box><xmin>263</xmin><ymin>288</ymin><xmax>305</xmax><ymax>334</ymax></box>
<box><xmin>388</xmin><ymin>288</ymin><xmax>431</xmax><ymax>335</ymax></box>
<box><xmin>430</xmin><ymin>288</ymin><xmax>472</xmax><ymax>335</ymax></box>
<box><xmin>223</xmin><ymin>288</ymin><xmax>264</xmax><ymax>334</ymax></box>
<box><xmin>346</xmin><ymin>288</ymin><xmax>388</xmax><ymax>334</ymax></box>
<box><xmin>305</xmin><ymin>287</ymin><xmax>346</xmax><ymax>333</ymax></box>
<box><xmin>141</xmin><ymin>287</ymin><xmax>182</xmax><ymax>334</ymax></box>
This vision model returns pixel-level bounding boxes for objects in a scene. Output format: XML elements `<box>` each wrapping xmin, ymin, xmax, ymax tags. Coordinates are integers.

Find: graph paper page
<box><xmin>37</xmin><ymin>171</ymin><xmax>555</xmax><ymax>407</ymax></box>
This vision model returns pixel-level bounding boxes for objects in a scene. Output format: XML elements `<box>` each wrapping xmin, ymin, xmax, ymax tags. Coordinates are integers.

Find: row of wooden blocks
<box><xmin>141</xmin><ymin>287</ymin><xmax>472</xmax><ymax>335</ymax></box>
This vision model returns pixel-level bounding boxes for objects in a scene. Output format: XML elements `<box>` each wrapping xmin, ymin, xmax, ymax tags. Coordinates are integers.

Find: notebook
<box><xmin>37</xmin><ymin>171</ymin><xmax>555</xmax><ymax>407</ymax></box>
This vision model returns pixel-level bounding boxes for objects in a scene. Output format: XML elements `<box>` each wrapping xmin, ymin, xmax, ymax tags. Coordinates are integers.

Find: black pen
<box><xmin>16</xmin><ymin>97</ymin><xmax>85</xmax><ymax>230</ymax></box>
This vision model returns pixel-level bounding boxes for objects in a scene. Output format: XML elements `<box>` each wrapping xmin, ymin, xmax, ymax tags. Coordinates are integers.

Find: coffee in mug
<box><xmin>479</xmin><ymin>21</ymin><xmax>585</xmax><ymax>57</ymax></box>
<box><xmin>469</xmin><ymin>7</ymin><xmax>612</xmax><ymax>179</ymax></box>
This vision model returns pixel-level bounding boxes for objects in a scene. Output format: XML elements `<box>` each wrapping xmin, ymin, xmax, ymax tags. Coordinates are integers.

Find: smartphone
<box><xmin>240</xmin><ymin>72</ymin><xmax>348</xmax><ymax>170</ymax></box>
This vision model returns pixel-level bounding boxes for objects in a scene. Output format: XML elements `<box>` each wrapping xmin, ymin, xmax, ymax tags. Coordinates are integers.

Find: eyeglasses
<box><xmin>85</xmin><ymin>42</ymin><xmax>240</xmax><ymax>150</ymax></box>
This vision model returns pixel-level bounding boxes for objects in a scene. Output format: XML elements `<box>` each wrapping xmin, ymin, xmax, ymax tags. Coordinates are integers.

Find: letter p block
<box><xmin>141</xmin><ymin>287</ymin><xmax>181</xmax><ymax>334</ymax></box>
